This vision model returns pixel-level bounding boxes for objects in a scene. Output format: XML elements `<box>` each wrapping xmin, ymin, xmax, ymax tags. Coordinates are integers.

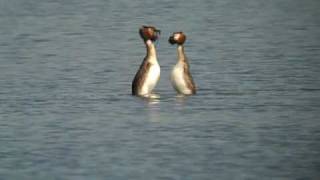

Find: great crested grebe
<box><xmin>169</xmin><ymin>31</ymin><xmax>196</xmax><ymax>95</ymax></box>
<box><xmin>132</xmin><ymin>26</ymin><xmax>161</xmax><ymax>97</ymax></box>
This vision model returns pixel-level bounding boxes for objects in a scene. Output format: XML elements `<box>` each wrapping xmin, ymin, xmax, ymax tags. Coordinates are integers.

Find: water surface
<box><xmin>0</xmin><ymin>0</ymin><xmax>320</xmax><ymax>179</ymax></box>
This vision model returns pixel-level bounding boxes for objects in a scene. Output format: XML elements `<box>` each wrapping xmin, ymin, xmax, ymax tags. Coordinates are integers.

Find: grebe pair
<box><xmin>132</xmin><ymin>26</ymin><xmax>196</xmax><ymax>97</ymax></box>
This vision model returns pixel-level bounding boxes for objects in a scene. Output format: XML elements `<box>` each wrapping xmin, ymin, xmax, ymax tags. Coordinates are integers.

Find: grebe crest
<box><xmin>169</xmin><ymin>31</ymin><xmax>186</xmax><ymax>45</ymax></box>
<box><xmin>139</xmin><ymin>25</ymin><xmax>161</xmax><ymax>42</ymax></box>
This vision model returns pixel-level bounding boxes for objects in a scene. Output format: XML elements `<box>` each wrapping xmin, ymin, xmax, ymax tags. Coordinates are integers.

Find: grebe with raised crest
<box><xmin>169</xmin><ymin>32</ymin><xmax>196</xmax><ymax>95</ymax></box>
<box><xmin>132</xmin><ymin>26</ymin><xmax>161</xmax><ymax>98</ymax></box>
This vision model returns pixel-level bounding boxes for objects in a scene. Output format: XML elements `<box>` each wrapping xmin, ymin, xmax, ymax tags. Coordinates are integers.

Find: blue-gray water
<box><xmin>1</xmin><ymin>0</ymin><xmax>320</xmax><ymax>179</ymax></box>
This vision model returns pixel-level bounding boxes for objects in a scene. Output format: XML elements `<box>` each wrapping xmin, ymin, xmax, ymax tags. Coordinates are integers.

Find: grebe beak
<box><xmin>155</xmin><ymin>29</ymin><xmax>161</xmax><ymax>39</ymax></box>
<box><xmin>155</xmin><ymin>29</ymin><xmax>161</xmax><ymax>35</ymax></box>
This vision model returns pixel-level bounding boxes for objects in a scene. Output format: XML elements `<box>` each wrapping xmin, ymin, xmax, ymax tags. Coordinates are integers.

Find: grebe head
<box><xmin>139</xmin><ymin>25</ymin><xmax>161</xmax><ymax>42</ymax></box>
<box><xmin>169</xmin><ymin>32</ymin><xmax>186</xmax><ymax>45</ymax></box>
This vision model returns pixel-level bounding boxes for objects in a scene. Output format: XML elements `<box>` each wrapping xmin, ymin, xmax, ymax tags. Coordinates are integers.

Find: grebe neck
<box><xmin>177</xmin><ymin>45</ymin><xmax>186</xmax><ymax>63</ymax></box>
<box><xmin>145</xmin><ymin>40</ymin><xmax>158</xmax><ymax>63</ymax></box>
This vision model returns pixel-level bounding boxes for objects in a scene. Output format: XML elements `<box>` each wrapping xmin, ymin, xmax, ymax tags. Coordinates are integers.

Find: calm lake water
<box><xmin>1</xmin><ymin>0</ymin><xmax>320</xmax><ymax>179</ymax></box>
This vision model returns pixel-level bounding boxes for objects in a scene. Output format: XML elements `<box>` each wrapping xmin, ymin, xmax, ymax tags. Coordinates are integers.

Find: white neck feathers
<box><xmin>177</xmin><ymin>45</ymin><xmax>186</xmax><ymax>63</ymax></box>
<box><xmin>146</xmin><ymin>40</ymin><xmax>158</xmax><ymax>64</ymax></box>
